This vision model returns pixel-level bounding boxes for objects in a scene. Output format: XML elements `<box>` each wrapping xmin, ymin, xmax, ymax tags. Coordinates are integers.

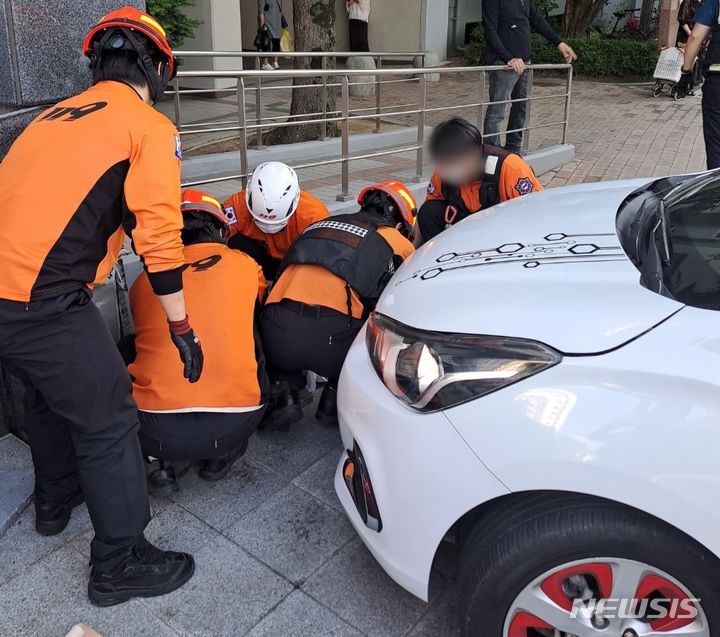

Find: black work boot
<box><xmin>88</xmin><ymin>536</ymin><xmax>195</xmax><ymax>607</ymax></box>
<box><xmin>147</xmin><ymin>462</ymin><xmax>179</xmax><ymax>497</ymax></box>
<box><xmin>316</xmin><ymin>385</ymin><xmax>339</xmax><ymax>427</ymax></box>
<box><xmin>199</xmin><ymin>440</ymin><xmax>249</xmax><ymax>482</ymax></box>
<box><xmin>35</xmin><ymin>486</ymin><xmax>85</xmax><ymax>536</ymax></box>
<box><xmin>260</xmin><ymin>380</ymin><xmax>303</xmax><ymax>431</ymax></box>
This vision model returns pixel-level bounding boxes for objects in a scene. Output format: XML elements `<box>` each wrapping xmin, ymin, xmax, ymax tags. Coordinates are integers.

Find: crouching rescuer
<box><xmin>259</xmin><ymin>181</ymin><xmax>417</xmax><ymax>428</ymax></box>
<box><xmin>415</xmin><ymin>117</ymin><xmax>542</xmax><ymax>245</ymax></box>
<box><xmin>0</xmin><ymin>7</ymin><xmax>201</xmax><ymax>605</ymax></box>
<box><xmin>127</xmin><ymin>190</ymin><xmax>270</xmax><ymax>494</ymax></box>
<box><xmin>223</xmin><ymin>161</ymin><xmax>330</xmax><ymax>280</ymax></box>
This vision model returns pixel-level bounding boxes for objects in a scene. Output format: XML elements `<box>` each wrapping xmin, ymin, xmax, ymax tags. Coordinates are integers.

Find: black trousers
<box><xmin>0</xmin><ymin>290</ymin><xmax>149</xmax><ymax>570</ymax></box>
<box><xmin>228</xmin><ymin>234</ymin><xmax>281</xmax><ymax>281</ymax></box>
<box><xmin>703</xmin><ymin>73</ymin><xmax>720</xmax><ymax>170</ymax></box>
<box><xmin>416</xmin><ymin>199</ymin><xmax>461</xmax><ymax>245</ymax></box>
<box><xmin>260</xmin><ymin>300</ymin><xmax>365</xmax><ymax>387</ymax></box>
<box><xmin>349</xmin><ymin>19</ymin><xmax>369</xmax><ymax>52</ymax></box>
<box><xmin>138</xmin><ymin>408</ymin><xmax>266</xmax><ymax>462</ymax></box>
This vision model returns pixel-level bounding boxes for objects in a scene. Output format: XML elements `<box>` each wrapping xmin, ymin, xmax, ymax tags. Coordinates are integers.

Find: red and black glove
<box><xmin>168</xmin><ymin>316</ymin><xmax>204</xmax><ymax>383</ymax></box>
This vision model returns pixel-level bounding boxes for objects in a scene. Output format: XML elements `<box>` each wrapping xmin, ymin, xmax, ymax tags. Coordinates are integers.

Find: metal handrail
<box><xmin>176</xmin><ymin>63</ymin><xmax>570</xmax><ymax>78</ymax></box>
<box><xmin>175</xmin><ymin>50</ymin><xmax>427</xmax><ymax>58</ymax></box>
<box><xmin>172</xmin><ymin>63</ymin><xmax>573</xmax><ymax>199</ymax></box>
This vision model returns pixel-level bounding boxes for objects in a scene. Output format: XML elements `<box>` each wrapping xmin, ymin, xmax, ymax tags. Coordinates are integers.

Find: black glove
<box><xmin>676</xmin><ymin>68</ymin><xmax>694</xmax><ymax>99</ymax></box>
<box><xmin>169</xmin><ymin>316</ymin><xmax>204</xmax><ymax>383</ymax></box>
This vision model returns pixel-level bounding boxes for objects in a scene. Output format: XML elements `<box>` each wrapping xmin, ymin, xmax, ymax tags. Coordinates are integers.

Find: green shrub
<box><xmin>465</xmin><ymin>27</ymin><xmax>659</xmax><ymax>78</ymax></box>
<box><xmin>147</xmin><ymin>0</ymin><xmax>201</xmax><ymax>47</ymax></box>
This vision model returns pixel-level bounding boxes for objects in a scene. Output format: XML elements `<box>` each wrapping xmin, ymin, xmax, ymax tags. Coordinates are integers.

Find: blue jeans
<box><xmin>483</xmin><ymin>67</ymin><xmax>531</xmax><ymax>152</ymax></box>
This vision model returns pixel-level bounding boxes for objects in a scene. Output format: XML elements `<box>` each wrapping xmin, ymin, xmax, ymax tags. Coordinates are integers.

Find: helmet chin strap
<box><xmin>123</xmin><ymin>28</ymin><xmax>170</xmax><ymax>104</ymax></box>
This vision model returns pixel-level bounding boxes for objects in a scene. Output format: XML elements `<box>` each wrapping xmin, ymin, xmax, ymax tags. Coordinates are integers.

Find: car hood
<box><xmin>378</xmin><ymin>179</ymin><xmax>684</xmax><ymax>354</ymax></box>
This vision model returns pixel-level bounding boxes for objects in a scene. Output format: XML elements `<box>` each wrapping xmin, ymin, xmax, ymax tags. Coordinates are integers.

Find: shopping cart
<box><xmin>652</xmin><ymin>47</ymin><xmax>685</xmax><ymax>99</ymax></box>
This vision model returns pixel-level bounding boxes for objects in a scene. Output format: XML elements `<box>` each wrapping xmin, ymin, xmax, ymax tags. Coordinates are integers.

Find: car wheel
<box><xmin>457</xmin><ymin>493</ymin><xmax>718</xmax><ymax>637</ymax></box>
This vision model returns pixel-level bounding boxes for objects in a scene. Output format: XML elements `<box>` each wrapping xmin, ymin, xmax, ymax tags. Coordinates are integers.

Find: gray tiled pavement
<box><xmin>0</xmin><ymin>416</ymin><xmax>460</xmax><ymax>637</ymax></box>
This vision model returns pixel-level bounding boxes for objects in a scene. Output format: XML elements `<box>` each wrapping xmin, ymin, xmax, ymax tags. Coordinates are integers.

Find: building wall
<box><xmin>239</xmin><ymin>0</ymin><xmax>350</xmax><ymax>52</ymax></box>
<box><xmin>422</xmin><ymin>0</ymin><xmax>450</xmax><ymax>59</ymax></box>
<box><xmin>181</xmin><ymin>0</ymin><xmax>243</xmax><ymax>90</ymax></box>
<box><xmin>181</xmin><ymin>0</ymin><xmax>449</xmax><ymax>68</ymax></box>
<box><xmin>453</xmin><ymin>0</ymin><xmax>483</xmax><ymax>47</ymax></box>
<box><xmin>237</xmin><ymin>0</ymin><xmax>440</xmax><ymax>56</ymax></box>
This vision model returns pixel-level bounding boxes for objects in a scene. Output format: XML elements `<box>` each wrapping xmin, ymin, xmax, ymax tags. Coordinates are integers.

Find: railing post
<box><xmin>336</xmin><ymin>76</ymin><xmax>352</xmax><ymax>202</ymax></box>
<box><xmin>522</xmin><ymin>67</ymin><xmax>534</xmax><ymax>154</ymax></box>
<box><xmin>254</xmin><ymin>56</ymin><xmax>265</xmax><ymax>148</ymax></box>
<box><xmin>563</xmin><ymin>65</ymin><xmax>573</xmax><ymax>144</ymax></box>
<box><xmin>374</xmin><ymin>56</ymin><xmax>382</xmax><ymax>133</ymax></box>
<box><xmin>478</xmin><ymin>70</ymin><xmax>486</xmax><ymax>136</ymax></box>
<box><xmin>321</xmin><ymin>56</ymin><xmax>328</xmax><ymax>140</ymax></box>
<box><xmin>414</xmin><ymin>72</ymin><xmax>427</xmax><ymax>183</ymax></box>
<box><xmin>237</xmin><ymin>78</ymin><xmax>250</xmax><ymax>189</ymax></box>
<box><xmin>173</xmin><ymin>76</ymin><xmax>182</xmax><ymax>130</ymax></box>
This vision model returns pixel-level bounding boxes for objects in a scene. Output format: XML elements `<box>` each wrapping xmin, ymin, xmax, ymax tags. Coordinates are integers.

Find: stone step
<box><xmin>0</xmin><ymin>434</ymin><xmax>33</xmax><ymax>537</ymax></box>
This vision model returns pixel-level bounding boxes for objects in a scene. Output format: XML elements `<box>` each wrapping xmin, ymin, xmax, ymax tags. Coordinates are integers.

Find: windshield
<box><xmin>616</xmin><ymin>171</ymin><xmax>720</xmax><ymax>311</ymax></box>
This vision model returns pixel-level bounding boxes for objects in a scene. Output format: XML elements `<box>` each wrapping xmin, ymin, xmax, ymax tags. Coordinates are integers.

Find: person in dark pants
<box><xmin>258</xmin><ymin>0</ymin><xmax>284</xmax><ymax>69</ymax></box>
<box><xmin>482</xmin><ymin>0</ymin><xmax>576</xmax><ymax>152</ymax></box>
<box><xmin>260</xmin><ymin>181</ymin><xmax>416</xmax><ymax>428</ymax></box>
<box><xmin>347</xmin><ymin>0</ymin><xmax>370</xmax><ymax>52</ymax></box>
<box><xmin>677</xmin><ymin>0</ymin><xmax>702</xmax><ymax>46</ymax></box>
<box><xmin>127</xmin><ymin>189</ymin><xmax>269</xmax><ymax>495</ymax></box>
<box><xmin>677</xmin><ymin>0</ymin><xmax>720</xmax><ymax>169</ymax></box>
<box><xmin>0</xmin><ymin>8</ymin><xmax>203</xmax><ymax>607</ymax></box>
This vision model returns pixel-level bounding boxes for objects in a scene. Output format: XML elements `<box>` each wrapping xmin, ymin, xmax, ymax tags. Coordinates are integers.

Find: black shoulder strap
<box><xmin>479</xmin><ymin>144</ymin><xmax>510</xmax><ymax>209</ymax></box>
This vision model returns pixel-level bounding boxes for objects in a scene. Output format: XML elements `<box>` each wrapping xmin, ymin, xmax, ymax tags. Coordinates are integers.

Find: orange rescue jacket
<box><xmin>0</xmin><ymin>81</ymin><xmax>185</xmax><ymax>302</ymax></box>
<box><xmin>267</xmin><ymin>226</ymin><xmax>415</xmax><ymax>319</ymax></box>
<box><xmin>425</xmin><ymin>151</ymin><xmax>542</xmax><ymax>214</ymax></box>
<box><xmin>223</xmin><ymin>190</ymin><xmax>330</xmax><ymax>260</ymax></box>
<box><xmin>130</xmin><ymin>242</ymin><xmax>269</xmax><ymax>412</ymax></box>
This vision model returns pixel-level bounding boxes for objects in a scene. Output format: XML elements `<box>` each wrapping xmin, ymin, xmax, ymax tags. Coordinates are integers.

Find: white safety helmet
<box><xmin>245</xmin><ymin>162</ymin><xmax>301</xmax><ymax>234</ymax></box>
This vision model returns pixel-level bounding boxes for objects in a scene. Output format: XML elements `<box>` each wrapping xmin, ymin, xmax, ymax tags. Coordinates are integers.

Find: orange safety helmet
<box><xmin>358</xmin><ymin>180</ymin><xmax>417</xmax><ymax>237</ymax></box>
<box><xmin>82</xmin><ymin>7</ymin><xmax>179</xmax><ymax>103</ymax></box>
<box><xmin>180</xmin><ymin>189</ymin><xmax>229</xmax><ymax>229</ymax></box>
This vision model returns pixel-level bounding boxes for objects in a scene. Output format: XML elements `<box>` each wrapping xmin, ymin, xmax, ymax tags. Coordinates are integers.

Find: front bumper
<box><xmin>334</xmin><ymin>327</ymin><xmax>510</xmax><ymax>601</ymax></box>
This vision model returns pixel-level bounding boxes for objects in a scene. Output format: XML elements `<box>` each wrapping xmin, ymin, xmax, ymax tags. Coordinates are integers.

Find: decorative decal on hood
<box><xmin>402</xmin><ymin>233</ymin><xmax>627</xmax><ymax>282</ymax></box>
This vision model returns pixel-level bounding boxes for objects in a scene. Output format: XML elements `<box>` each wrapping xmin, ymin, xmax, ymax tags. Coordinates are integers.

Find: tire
<box><xmin>457</xmin><ymin>492</ymin><xmax>719</xmax><ymax>637</ymax></box>
<box><xmin>652</xmin><ymin>81</ymin><xmax>663</xmax><ymax>97</ymax></box>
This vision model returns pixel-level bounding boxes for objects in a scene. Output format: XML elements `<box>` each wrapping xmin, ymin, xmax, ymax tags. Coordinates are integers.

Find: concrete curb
<box><xmin>182</xmin><ymin>127</ymin><xmax>430</xmax><ymax>182</ymax></box>
<box><xmin>0</xmin><ymin>434</ymin><xmax>33</xmax><ymax>537</ymax></box>
<box><xmin>327</xmin><ymin>144</ymin><xmax>576</xmax><ymax>213</ymax></box>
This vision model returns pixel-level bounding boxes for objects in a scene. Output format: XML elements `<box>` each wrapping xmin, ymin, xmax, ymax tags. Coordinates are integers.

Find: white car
<box><xmin>335</xmin><ymin>172</ymin><xmax>720</xmax><ymax>637</ymax></box>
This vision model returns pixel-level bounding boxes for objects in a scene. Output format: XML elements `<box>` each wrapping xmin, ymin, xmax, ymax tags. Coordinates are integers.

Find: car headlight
<box><xmin>366</xmin><ymin>313</ymin><xmax>562</xmax><ymax>412</ymax></box>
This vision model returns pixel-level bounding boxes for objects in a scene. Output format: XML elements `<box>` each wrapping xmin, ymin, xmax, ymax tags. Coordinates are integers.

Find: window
<box><xmin>617</xmin><ymin>172</ymin><xmax>720</xmax><ymax>311</ymax></box>
<box><xmin>663</xmin><ymin>173</ymin><xmax>720</xmax><ymax>310</ymax></box>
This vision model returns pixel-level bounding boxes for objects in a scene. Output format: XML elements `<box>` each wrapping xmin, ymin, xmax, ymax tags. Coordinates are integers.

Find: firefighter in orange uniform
<box><xmin>260</xmin><ymin>181</ymin><xmax>417</xmax><ymax>428</ymax></box>
<box><xmin>223</xmin><ymin>161</ymin><xmax>330</xmax><ymax>279</ymax></box>
<box><xmin>415</xmin><ymin>117</ymin><xmax>542</xmax><ymax>245</ymax></box>
<box><xmin>127</xmin><ymin>190</ymin><xmax>269</xmax><ymax>494</ymax></box>
<box><xmin>0</xmin><ymin>7</ymin><xmax>198</xmax><ymax>605</ymax></box>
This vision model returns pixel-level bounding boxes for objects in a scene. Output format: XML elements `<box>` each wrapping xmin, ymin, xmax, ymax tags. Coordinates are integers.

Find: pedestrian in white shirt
<box><xmin>347</xmin><ymin>0</ymin><xmax>370</xmax><ymax>52</ymax></box>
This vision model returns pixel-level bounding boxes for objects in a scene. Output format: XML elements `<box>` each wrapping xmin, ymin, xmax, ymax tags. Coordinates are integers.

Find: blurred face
<box><xmin>435</xmin><ymin>149</ymin><xmax>483</xmax><ymax>186</ymax></box>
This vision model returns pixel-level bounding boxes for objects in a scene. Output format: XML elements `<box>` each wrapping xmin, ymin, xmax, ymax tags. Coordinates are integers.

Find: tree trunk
<box><xmin>639</xmin><ymin>0</ymin><xmax>656</xmax><ymax>35</ymax></box>
<box><xmin>266</xmin><ymin>0</ymin><xmax>338</xmax><ymax>144</ymax></box>
<box><xmin>563</xmin><ymin>0</ymin><xmax>608</xmax><ymax>37</ymax></box>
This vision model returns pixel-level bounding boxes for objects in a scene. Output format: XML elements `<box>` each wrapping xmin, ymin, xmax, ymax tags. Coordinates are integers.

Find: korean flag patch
<box><xmin>225</xmin><ymin>205</ymin><xmax>238</xmax><ymax>224</ymax></box>
<box><xmin>174</xmin><ymin>134</ymin><xmax>183</xmax><ymax>160</ymax></box>
<box><xmin>514</xmin><ymin>177</ymin><xmax>534</xmax><ymax>196</ymax></box>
